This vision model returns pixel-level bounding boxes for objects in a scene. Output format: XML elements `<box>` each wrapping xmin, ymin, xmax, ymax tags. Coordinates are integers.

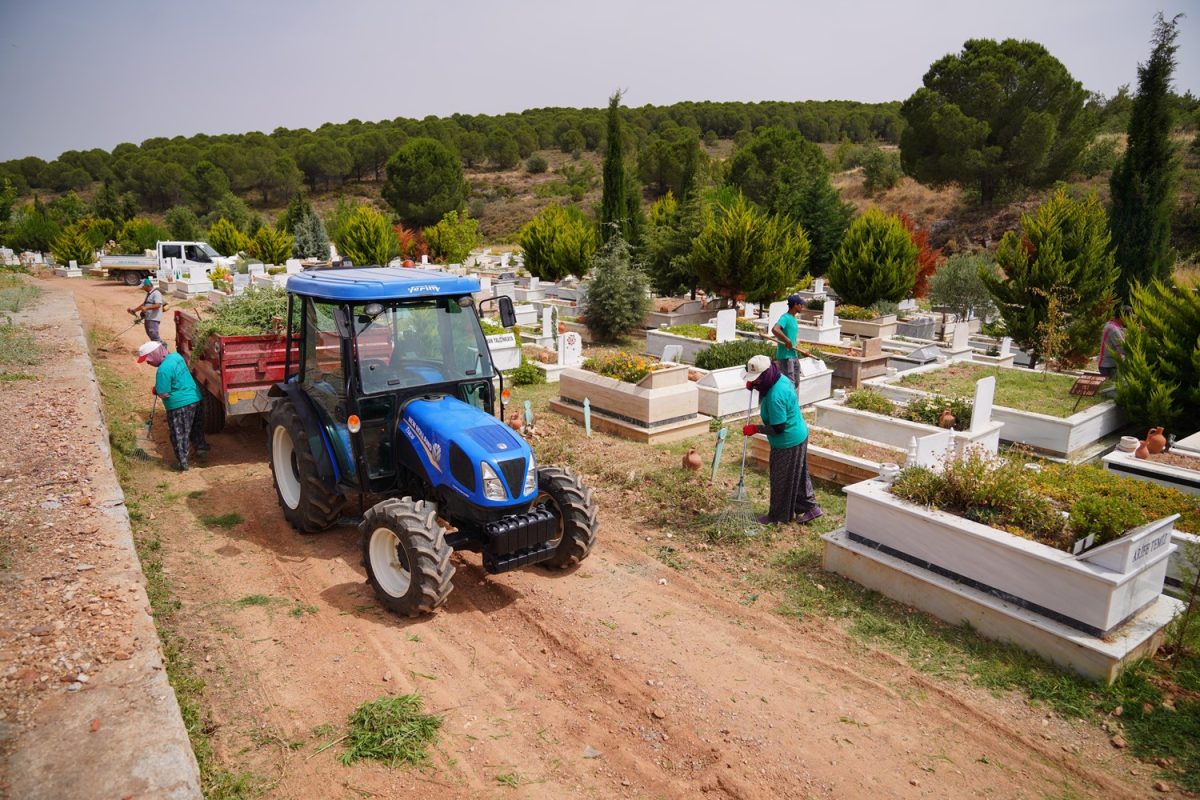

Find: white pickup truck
<box><xmin>99</xmin><ymin>241</ymin><xmax>235</xmax><ymax>285</ymax></box>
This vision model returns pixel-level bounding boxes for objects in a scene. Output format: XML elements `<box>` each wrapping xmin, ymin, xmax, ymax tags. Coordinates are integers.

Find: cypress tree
<box><xmin>982</xmin><ymin>190</ymin><xmax>1117</xmax><ymax>370</ymax></box>
<box><xmin>1109</xmin><ymin>13</ymin><xmax>1182</xmax><ymax>299</ymax></box>
<box><xmin>1116</xmin><ymin>279</ymin><xmax>1200</xmax><ymax>429</ymax></box>
<box><xmin>600</xmin><ymin>91</ymin><xmax>631</xmax><ymax>243</ymax></box>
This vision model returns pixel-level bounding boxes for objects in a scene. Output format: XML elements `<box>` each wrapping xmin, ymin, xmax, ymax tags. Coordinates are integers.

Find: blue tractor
<box><xmin>266</xmin><ymin>268</ymin><xmax>598</xmax><ymax>616</ymax></box>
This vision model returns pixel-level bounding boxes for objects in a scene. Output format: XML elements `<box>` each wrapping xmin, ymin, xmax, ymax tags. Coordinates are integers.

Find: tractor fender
<box><xmin>269</xmin><ymin>382</ymin><xmax>338</xmax><ymax>485</ymax></box>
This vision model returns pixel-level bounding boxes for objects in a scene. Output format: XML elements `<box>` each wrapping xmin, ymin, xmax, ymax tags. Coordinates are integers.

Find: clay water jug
<box><xmin>1135</xmin><ymin>439</ymin><xmax>1150</xmax><ymax>459</ymax></box>
<box><xmin>682</xmin><ymin>448</ymin><xmax>702</xmax><ymax>471</ymax></box>
<box><xmin>1147</xmin><ymin>427</ymin><xmax>1167</xmax><ymax>454</ymax></box>
<box><xmin>507</xmin><ymin>410</ymin><xmax>524</xmax><ymax>433</ymax></box>
<box><xmin>938</xmin><ymin>407</ymin><xmax>956</xmax><ymax>429</ymax></box>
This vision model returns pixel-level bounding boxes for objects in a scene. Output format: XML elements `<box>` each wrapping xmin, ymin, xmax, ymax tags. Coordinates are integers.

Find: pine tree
<box><xmin>982</xmin><ymin>190</ymin><xmax>1117</xmax><ymax>369</ymax></box>
<box><xmin>1116</xmin><ymin>278</ymin><xmax>1200</xmax><ymax>428</ymax></box>
<box><xmin>247</xmin><ymin>225</ymin><xmax>295</xmax><ymax>265</ymax></box>
<box><xmin>278</xmin><ymin>191</ymin><xmax>314</xmax><ymax>234</ymax></box>
<box><xmin>1109</xmin><ymin>13</ymin><xmax>1182</xmax><ymax>299</ymax></box>
<box><xmin>600</xmin><ymin>91</ymin><xmax>633</xmax><ymax>243</ymax></box>
<box><xmin>517</xmin><ymin>204</ymin><xmax>598</xmax><ymax>281</ymax></box>
<box><xmin>50</xmin><ymin>224</ymin><xmax>96</xmax><ymax>267</ymax></box>
<box><xmin>689</xmin><ymin>192</ymin><xmax>811</xmax><ymax>305</ymax></box>
<box><xmin>207</xmin><ymin>218</ymin><xmax>250</xmax><ymax>257</ymax></box>
<box><xmin>583</xmin><ymin>234</ymin><xmax>650</xmax><ymax>341</ymax></box>
<box><xmin>827</xmin><ymin>209</ymin><xmax>918</xmax><ymax>307</ymax></box>
<box><xmin>292</xmin><ymin>212</ymin><xmax>330</xmax><ymax>260</ymax></box>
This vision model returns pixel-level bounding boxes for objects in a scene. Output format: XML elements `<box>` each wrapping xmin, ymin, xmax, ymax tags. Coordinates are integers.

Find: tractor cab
<box><xmin>267</xmin><ymin>268</ymin><xmax>597</xmax><ymax>617</ymax></box>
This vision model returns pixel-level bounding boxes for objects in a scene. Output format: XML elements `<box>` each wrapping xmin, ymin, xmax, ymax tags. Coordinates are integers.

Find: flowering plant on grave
<box><xmin>583</xmin><ymin>352</ymin><xmax>663</xmax><ymax>383</ymax></box>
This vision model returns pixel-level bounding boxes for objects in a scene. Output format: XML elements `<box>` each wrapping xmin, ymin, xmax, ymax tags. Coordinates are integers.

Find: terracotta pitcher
<box><xmin>1135</xmin><ymin>439</ymin><xmax>1150</xmax><ymax>459</ymax></box>
<box><xmin>1147</xmin><ymin>427</ymin><xmax>1167</xmax><ymax>454</ymax></box>
<box><xmin>682</xmin><ymin>448</ymin><xmax>702</xmax><ymax>471</ymax></box>
<box><xmin>938</xmin><ymin>407</ymin><xmax>956</xmax><ymax>429</ymax></box>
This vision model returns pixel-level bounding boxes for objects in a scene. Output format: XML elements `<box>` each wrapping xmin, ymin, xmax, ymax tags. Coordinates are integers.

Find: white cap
<box><xmin>740</xmin><ymin>354</ymin><xmax>772</xmax><ymax>382</ymax></box>
<box><xmin>137</xmin><ymin>341</ymin><xmax>164</xmax><ymax>362</ymax></box>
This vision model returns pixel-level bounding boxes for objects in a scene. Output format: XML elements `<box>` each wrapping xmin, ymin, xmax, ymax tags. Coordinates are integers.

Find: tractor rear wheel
<box><xmin>202</xmin><ymin>389</ymin><xmax>225</xmax><ymax>435</ymax></box>
<box><xmin>534</xmin><ymin>466</ymin><xmax>598</xmax><ymax>569</ymax></box>
<box><xmin>268</xmin><ymin>400</ymin><xmax>344</xmax><ymax>533</ymax></box>
<box><xmin>361</xmin><ymin>498</ymin><xmax>455</xmax><ymax>617</ymax></box>
<box><xmin>122</xmin><ymin>270</ymin><xmax>143</xmax><ymax>286</ymax></box>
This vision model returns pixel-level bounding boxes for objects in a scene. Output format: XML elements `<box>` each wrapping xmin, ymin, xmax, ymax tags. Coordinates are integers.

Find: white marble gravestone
<box><xmin>970</xmin><ymin>376</ymin><xmax>996</xmax><ymax>435</ymax></box>
<box><xmin>661</xmin><ymin>344</ymin><xmax>684</xmax><ymax>364</ymax></box>
<box><xmin>767</xmin><ymin>301</ymin><xmax>788</xmax><ymax>331</ymax></box>
<box><xmin>558</xmin><ymin>332</ymin><xmax>583</xmax><ymax>367</ymax></box>
<box><xmin>715</xmin><ymin>309</ymin><xmax>737</xmax><ymax>343</ymax></box>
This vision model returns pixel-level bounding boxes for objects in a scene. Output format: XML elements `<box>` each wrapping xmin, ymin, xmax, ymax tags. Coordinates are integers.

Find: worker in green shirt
<box><xmin>770</xmin><ymin>293</ymin><xmax>805</xmax><ymax>388</ymax></box>
<box><xmin>136</xmin><ymin>340</ymin><xmax>210</xmax><ymax>470</ymax></box>
<box><xmin>741</xmin><ymin>354</ymin><xmax>822</xmax><ymax>525</ymax></box>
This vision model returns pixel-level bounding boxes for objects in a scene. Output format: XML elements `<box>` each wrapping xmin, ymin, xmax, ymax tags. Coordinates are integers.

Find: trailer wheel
<box><xmin>534</xmin><ymin>466</ymin><xmax>598</xmax><ymax>569</ymax></box>
<box><xmin>268</xmin><ymin>400</ymin><xmax>344</xmax><ymax>533</ymax></box>
<box><xmin>202</xmin><ymin>390</ymin><xmax>225</xmax><ymax>435</ymax></box>
<box><xmin>122</xmin><ymin>270</ymin><xmax>143</xmax><ymax>286</ymax></box>
<box><xmin>360</xmin><ymin>498</ymin><xmax>454</xmax><ymax>617</ymax></box>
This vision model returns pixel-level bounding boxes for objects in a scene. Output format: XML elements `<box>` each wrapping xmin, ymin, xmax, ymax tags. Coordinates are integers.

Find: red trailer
<box><xmin>174</xmin><ymin>309</ymin><xmax>299</xmax><ymax>434</ymax></box>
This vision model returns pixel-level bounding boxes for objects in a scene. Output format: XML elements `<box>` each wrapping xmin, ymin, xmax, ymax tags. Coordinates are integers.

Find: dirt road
<box><xmin>64</xmin><ymin>277</ymin><xmax>1147</xmax><ymax>799</ymax></box>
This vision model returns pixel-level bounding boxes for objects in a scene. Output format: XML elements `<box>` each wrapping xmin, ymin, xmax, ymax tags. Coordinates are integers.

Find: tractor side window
<box><xmin>303</xmin><ymin>299</ymin><xmax>345</xmax><ymax>418</ymax></box>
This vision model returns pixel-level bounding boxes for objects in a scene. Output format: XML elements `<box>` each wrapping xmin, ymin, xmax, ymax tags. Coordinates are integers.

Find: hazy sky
<box><xmin>0</xmin><ymin>0</ymin><xmax>1195</xmax><ymax>162</ymax></box>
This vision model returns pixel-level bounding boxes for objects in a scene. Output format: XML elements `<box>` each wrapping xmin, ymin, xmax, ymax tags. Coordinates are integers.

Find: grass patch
<box><xmin>201</xmin><ymin>513</ymin><xmax>244</xmax><ymax>529</ymax></box>
<box><xmin>235</xmin><ymin>594</ymin><xmax>274</xmax><ymax>607</ymax></box>
<box><xmin>0</xmin><ymin>321</ymin><xmax>40</xmax><ymax>368</ymax></box>
<box><xmin>338</xmin><ymin>694</ymin><xmax>442</xmax><ymax>767</ymax></box>
<box><xmin>0</xmin><ymin>371</ymin><xmax>36</xmax><ymax>382</ymax></box>
<box><xmin>0</xmin><ymin>274</ymin><xmax>40</xmax><ymax>313</ymax></box>
<box><xmin>289</xmin><ymin>603</ymin><xmax>318</xmax><ymax>618</ymax></box>
<box><xmin>895</xmin><ymin>363</ymin><xmax>1104</xmax><ymax>417</ymax></box>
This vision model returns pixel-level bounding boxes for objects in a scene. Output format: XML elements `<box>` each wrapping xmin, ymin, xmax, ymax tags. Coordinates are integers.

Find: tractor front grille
<box><xmin>496</xmin><ymin>456</ymin><xmax>527</xmax><ymax>498</ymax></box>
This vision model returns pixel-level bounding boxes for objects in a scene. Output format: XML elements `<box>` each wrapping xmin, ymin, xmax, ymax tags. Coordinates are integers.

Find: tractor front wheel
<box><xmin>361</xmin><ymin>498</ymin><xmax>455</xmax><ymax>617</ymax></box>
<box><xmin>268</xmin><ymin>400</ymin><xmax>344</xmax><ymax>533</ymax></box>
<box><xmin>534</xmin><ymin>466</ymin><xmax>598</xmax><ymax>569</ymax></box>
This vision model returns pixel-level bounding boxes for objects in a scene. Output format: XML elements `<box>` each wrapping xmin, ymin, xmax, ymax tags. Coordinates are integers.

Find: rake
<box><xmin>710</xmin><ymin>386</ymin><xmax>763</xmax><ymax>539</ymax></box>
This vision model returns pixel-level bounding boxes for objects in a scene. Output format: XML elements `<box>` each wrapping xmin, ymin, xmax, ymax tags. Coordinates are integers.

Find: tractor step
<box><xmin>482</xmin><ymin>505</ymin><xmax>559</xmax><ymax>573</ymax></box>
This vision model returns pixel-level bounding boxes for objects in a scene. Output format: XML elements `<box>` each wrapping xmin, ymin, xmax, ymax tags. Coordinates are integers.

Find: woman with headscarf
<box><xmin>741</xmin><ymin>354</ymin><xmax>822</xmax><ymax>525</ymax></box>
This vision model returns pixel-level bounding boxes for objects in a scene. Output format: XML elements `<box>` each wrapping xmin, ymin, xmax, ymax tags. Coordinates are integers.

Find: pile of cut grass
<box><xmin>339</xmin><ymin>694</ymin><xmax>442</xmax><ymax>768</ymax></box>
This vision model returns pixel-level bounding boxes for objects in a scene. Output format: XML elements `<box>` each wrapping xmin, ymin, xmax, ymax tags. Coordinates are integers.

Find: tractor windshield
<box><xmin>353</xmin><ymin>297</ymin><xmax>494</xmax><ymax>394</ymax></box>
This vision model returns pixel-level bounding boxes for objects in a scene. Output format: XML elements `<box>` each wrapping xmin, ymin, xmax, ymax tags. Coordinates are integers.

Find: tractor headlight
<box><xmin>480</xmin><ymin>462</ymin><xmax>507</xmax><ymax>501</ymax></box>
<box><xmin>523</xmin><ymin>457</ymin><xmax>537</xmax><ymax>496</ymax></box>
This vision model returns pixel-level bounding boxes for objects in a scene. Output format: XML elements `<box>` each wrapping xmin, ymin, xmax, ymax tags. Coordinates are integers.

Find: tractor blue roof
<box><xmin>285</xmin><ymin>267</ymin><xmax>480</xmax><ymax>301</ymax></box>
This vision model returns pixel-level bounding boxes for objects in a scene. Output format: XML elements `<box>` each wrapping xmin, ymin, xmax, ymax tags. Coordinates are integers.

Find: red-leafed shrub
<box><xmin>899</xmin><ymin>213</ymin><xmax>943</xmax><ymax>298</ymax></box>
<box><xmin>393</xmin><ymin>225</ymin><xmax>429</xmax><ymax>260</ymax></box>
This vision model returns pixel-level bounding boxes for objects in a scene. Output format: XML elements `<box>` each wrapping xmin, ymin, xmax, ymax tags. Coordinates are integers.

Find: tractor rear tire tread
<box><xmin>536</xmin><ymin>465</ymin><xmax>598</xmax><ymax>569</ymax></box>
<box><xmin>201</xmin><ymin>389</ymin><xmax>225</xmax><ymax>435</ymax></box>
<box><xmin>360</xmin><ymin>497</ymin><xmax>455</xmax><ymax>617</ymax></box>
<box><xmin>268</xmin><ymin>400</ymin><xmax>344</xmax><ymax>534</ymax></box>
